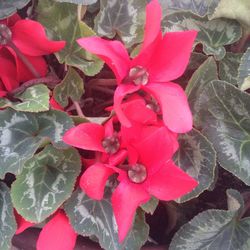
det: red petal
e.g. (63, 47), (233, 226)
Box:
(148, 30), (197, 82)
(12, 20), (65, 56)
(15, 211), (34, 235)
(146, 160), (198, 200)
(63, 123), (105, 152)
(50, 97), (64, 111)
(77, 37), (130, 83)
(0, 13), (21, 26)
(111, 181), (150, 242)
(146, 82), (193, 133)
(114, 84), (140, 127)
(80, 163), (115, 200)
(37, 211), (77, 250)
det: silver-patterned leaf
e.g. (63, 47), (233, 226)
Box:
(55, 0), (97, 4)
(64, 189), (149, 250)
(54, 67), (84, 108)
(11, 145), (81, 223)
(163, 12), (242, 60)
(197, 80), (250, 185)
(141, 197), (159, 215)
(0, 0), (30, 19)
(0, 84), (50, 112)
(0, 182), (17, 250)
(94, 0), (146, 47)
(0, 109), (73, 179)
(174, 129), (216, 203)
(37, 0), (103, 76)
(170, 189), (250, 250)
(219, 52), (242, 86)
(238, 48), (250, 91)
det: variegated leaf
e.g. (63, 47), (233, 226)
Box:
(170, 189), (250, 250)
(174, 129), (216, 203)
(11, 145), (81, 223)
(141, 197), (159, 215)
(54, 67), (84, 108)
(0, 182), (16, 250)
(163, 12), (242, 60)
(94, 0), (146, 47)
(0, 109), (73, 179)
(55, 0), (97, 4)
(197, 80), (250, 185)
(238, 48), (250, 91)
(37, 0), (103, 76)
(0, 84), (50, 112)
(64, 189), (149, 250)
(0, 0), (30, 19)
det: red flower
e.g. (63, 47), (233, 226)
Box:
(0, 14), (65, 96)
(77, 0), (197, 133)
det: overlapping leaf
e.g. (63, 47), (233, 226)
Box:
(163, 12), (242, 60)
(54, 68), (84, 108)
(141, 197), (159, 215)
(0, 182), (16, 250)
(174, 129), (216, 203)
(0, 109), (73, 179)
(37, 0), (103, 76)
(0, 0), (30, 19)
(0, 84), (50, 112)
(94, 0), (146, 47)
(11, 145), (81, 223)
(197, 80), (250, 185)
(64, 189), (149, 250)
(170, 189), (250, 250)
(238, 48), (250, 91)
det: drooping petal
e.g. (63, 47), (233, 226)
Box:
(15, 211), (34, 235)
(114, 84), (140, 127)
(146, 82), (193, 133)
(80, 163), (115, 200)
(145, 160), (198, 201)
(111, 181), (150, 242)
(77, 37), (130, 83)
(37, 211), (77, 250)
(147, 30), (197, 82)
(63, 123), (105, 152)
(11, 20), (65, 56)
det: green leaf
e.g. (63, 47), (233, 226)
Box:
(186, 57), (218, 126)
(141, 197), (159, 215)
(0, 84), (50, 112)
(11, 145), (81, 223)
(37, 0), (103, 76)
(163, 12), (242, 60)
(238, 48), (250, 91)
(197, 80), (250, 185)
(170, 189), (250, 250)
(174, 129), (216, 203)
(64, 189), (149, 250)
(55, 0), (97, 4)
(54, 68), (84, 108)
(0, 0), (30, 19)
(0, 182), (17, 250)
(219, 52), (242, 86)
(94, 0), (146, 47)
(0, 109), (73, 179)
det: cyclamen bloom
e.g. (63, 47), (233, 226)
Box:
(0, 14), (65, 96)
(77, 0), (197, 133)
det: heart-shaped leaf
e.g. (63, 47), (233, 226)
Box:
(0, 109), (73, 179)
(238, 48), (250, 91)
(11, 145), (81, 223)
(0, 182), (17, 250)
(64, 188), (149, 250)
(0, 0), (30, 19)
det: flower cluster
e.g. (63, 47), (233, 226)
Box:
(63, 0), (198, 243)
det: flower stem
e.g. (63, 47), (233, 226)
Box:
(73, 100), (85, 117)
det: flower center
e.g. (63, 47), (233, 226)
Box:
(102, 134), (120, 154)
(0, 24), (12, 45)
(123, 66), (149, 85)
(128, 163), (147, 183)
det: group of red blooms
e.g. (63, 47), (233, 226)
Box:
(1, 0), (199, 249)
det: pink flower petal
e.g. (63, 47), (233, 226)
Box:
(37, 211), (77, 250)
(77, 37), (130, 83)
(146, 82), (193, 133)
(50, 97), (64, 111)
(146, 160), (198, 200)
(12, 20), (65, 56)
(0, 13), (21, 26)
(111, 181), (150, 242)
(114, 84), (140, 127)
(148, 30), (197, 82)
(14, 211), (34, 235)
(80, 163), (115, 200)
(63, 123), (105, 152)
